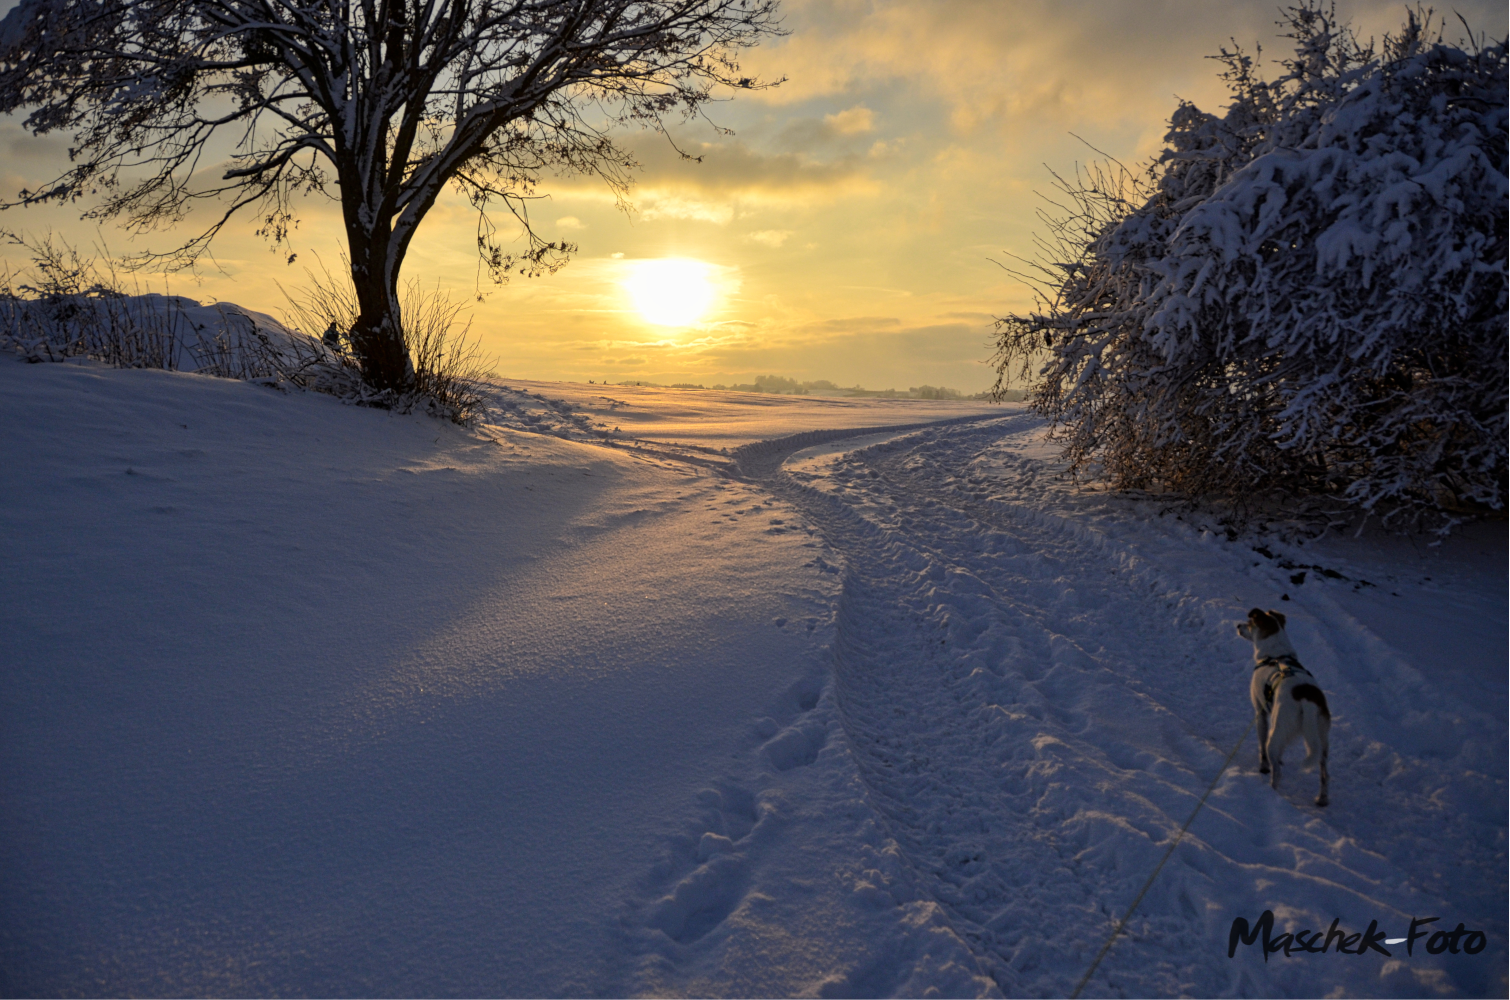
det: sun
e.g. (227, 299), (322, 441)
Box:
(624, 258), (717, 327)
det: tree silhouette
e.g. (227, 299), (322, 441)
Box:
(0, 0), (781, 391)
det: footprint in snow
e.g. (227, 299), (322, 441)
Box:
(696, 784), (758, 841)
(696, 832), (736, 862)
(647, 855), (746, 945)
(762, 722), (826, 771)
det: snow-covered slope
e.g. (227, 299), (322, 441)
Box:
(1, 355), (1503, 998)
(2, 292), (312, 371)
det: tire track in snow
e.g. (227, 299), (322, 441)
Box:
(738, 416), (1497, 998)
(752, 416), (1252, 997)
(939, 422), (1507, 998)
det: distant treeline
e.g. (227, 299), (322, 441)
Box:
(607, 373), (1013, 400)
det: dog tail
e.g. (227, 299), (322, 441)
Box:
(1293, 684), (1330, 765)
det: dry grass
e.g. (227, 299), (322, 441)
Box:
(0, 231), (191, 370)
(1, 233), (492, 426)
(279, 257), (493, 424)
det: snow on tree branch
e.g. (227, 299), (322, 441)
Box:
(994, 3), (1507, 529)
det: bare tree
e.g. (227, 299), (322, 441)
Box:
(0, 0), (781, 392)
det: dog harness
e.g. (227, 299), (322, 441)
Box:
(1255, 654), (1311, 712)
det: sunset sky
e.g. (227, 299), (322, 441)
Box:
(0, 0), (1501, 392)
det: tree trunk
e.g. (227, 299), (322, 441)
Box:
(346, 227), (414, 394)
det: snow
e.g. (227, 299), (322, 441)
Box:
(2, 354), (1504, 998)
(1, 292), (310, 372)
(480, 377), (1002, 450)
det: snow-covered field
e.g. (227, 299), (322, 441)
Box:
(2, 355), (1504, 998)
(477, 376), (1001, 451)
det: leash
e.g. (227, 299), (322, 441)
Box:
(1069, 713), (1259, 999)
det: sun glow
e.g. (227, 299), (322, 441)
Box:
(624, 258), (718, 327)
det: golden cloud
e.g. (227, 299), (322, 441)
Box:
(738, 0), (1309, 135)
(744, 229), (793, 247)
(551, 133), (880, 222)
(823, 105), (875, 135)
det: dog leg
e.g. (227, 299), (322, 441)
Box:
(1267, 705), (1304, 792)
(1267, 717), (1284, 790)
(1316, 743), (1329, 808)
(1256, 709), (1270, 773)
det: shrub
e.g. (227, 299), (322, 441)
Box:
(993, 5), (1507, 528)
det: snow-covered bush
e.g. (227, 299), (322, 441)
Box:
(993, 5), (1507, 527)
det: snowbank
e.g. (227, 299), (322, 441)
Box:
(2, 291), (312, 372)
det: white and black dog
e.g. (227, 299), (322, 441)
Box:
(1236, 608), (1331, 807)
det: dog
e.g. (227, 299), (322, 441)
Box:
(1236, 608), (1331, 807)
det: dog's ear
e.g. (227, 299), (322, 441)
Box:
(1246, 608), (1280, 638)
(1269, 610), (1287, 628)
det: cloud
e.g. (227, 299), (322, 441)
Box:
(554, 216), (586, 230)
(744, 229), (793, 247)
(0, 122), (70, 166)
(790, 316), (902, 334)
(823, 105), (875, 135)
(651, 314), (999, 389)
(637, 194), (734, 224)
(731, 0), (1501, 140)
(553, 133), (879, 221)
(639, 136), (873, 196)
(485, 303), (1005, 390)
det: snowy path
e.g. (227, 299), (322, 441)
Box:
(726, 417), (1506, 998)
(2, 358), (1503, 998)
